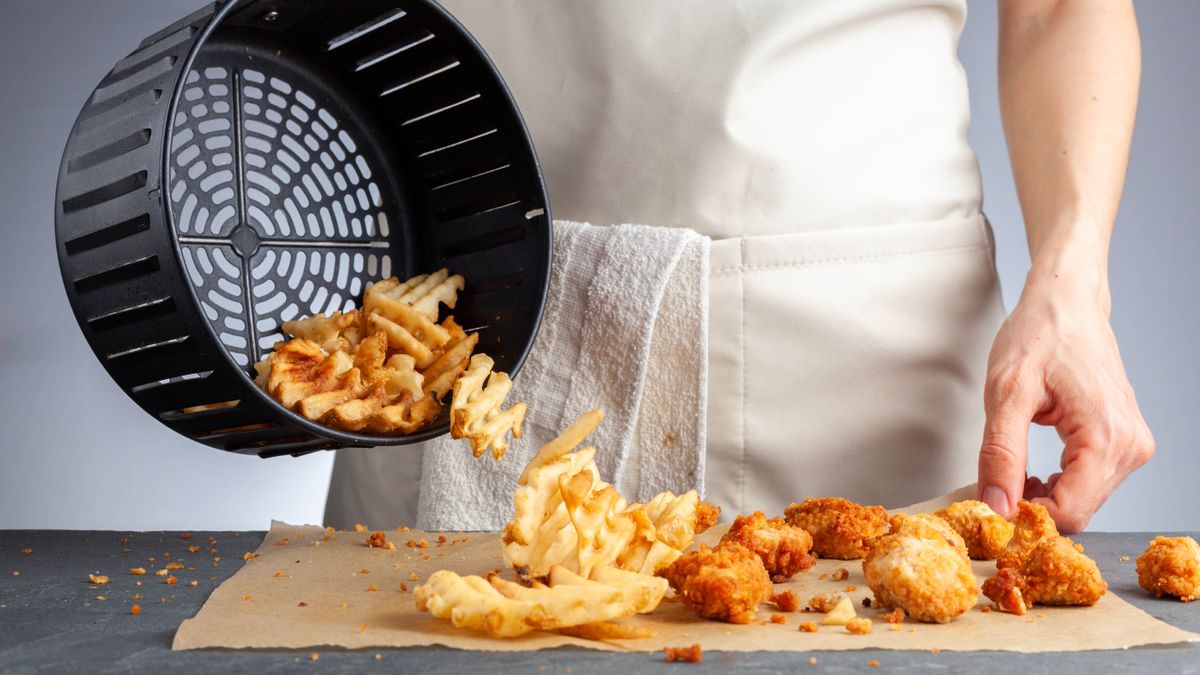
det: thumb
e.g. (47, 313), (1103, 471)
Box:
(977, 377), (1038, 518)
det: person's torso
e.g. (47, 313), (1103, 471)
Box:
(438, 0), (982, 238)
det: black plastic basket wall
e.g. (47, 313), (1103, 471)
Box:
(54, 0), (552, 457)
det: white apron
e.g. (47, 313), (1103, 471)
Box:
(324, 0), (1006, 526)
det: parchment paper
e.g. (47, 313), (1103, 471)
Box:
(174, 518), (1199, 653)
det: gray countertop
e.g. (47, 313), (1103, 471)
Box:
(1, 530), (1197, 674)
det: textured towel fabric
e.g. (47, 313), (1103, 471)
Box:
(415, 221), (710, 531)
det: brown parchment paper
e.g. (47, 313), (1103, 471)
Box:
(174, 518), (1199, 653)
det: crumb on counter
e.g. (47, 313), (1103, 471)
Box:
(769, 613), (787, 625)
(868, 660), (880, 668)
(354, 524), (368, 532)
(846, 617), (872, 634)
(772, 590), (800, 612)
(832, 567), (849, 581)
(243, 553), (258, 561)
(799, 621), (818, 633)
(662, 644), (702, 663)
(130, 604), (141, 615)
(367, 532), (388, 549)
(130, 568), (146, 576)
(88, 574), (110, 585)
(883, 607), (906, 624)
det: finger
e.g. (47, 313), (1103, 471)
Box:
(978, 375), (1040, 518)
(1032, 455), (1107, 534)
(1023, 475), (1051, 500)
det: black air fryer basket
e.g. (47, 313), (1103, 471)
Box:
(54, 0), (552, 457)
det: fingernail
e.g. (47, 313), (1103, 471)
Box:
(982, 485), (1010, 517)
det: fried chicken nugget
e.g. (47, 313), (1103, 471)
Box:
(982, 536), (1107, 615)
(784, 498), (889, 560)
(658, 543), (771, 624)
(1136, 536), (1200, 602)
(862, 532), (978, 624)
(888, 513), (969, 560)
(720, 512), (815, 582)
(997, 500), (1059, 569)
(935, 500), (1015, 560)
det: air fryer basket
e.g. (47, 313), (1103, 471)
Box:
(54, 0), (552, 457)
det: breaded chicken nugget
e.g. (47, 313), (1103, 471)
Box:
(935, 500), (1015, 560)
(720, 511), (816, 581)
(996, 500), (1059, 569)
(784, 498), (889, 560)
(658, 543), (771, 624)
(888, 513), (968, 560)
(862, 532), (978, 623)
(982, 535), (1107, 614)
(1137, 536), (1200, 602)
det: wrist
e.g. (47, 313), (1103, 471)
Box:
(1022, 217), (1113, 316)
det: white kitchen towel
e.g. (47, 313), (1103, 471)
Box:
(415, 220), (710, 531)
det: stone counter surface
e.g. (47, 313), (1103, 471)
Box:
(0, 530), (1197, 674)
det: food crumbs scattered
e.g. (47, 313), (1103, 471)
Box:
(409, 572), (420, 581)
(367, 584), (380, 592)
(275, 571), (286, 578)
(771, 590), (799, 612)
(188, 581), (198, 587)
(359, 569), (370, 575)
(310, 652), (319, 661)
(662, 644), (702, 663)
(130, 568), (146, 576)
(358, 623), (366, 633)
(799, 622), (818, 633)
(818, 573), (829, 581)
(275, 538), (289, 546)
(298, 602), (308, 607)
(844, 585), (857, 592)
(375, 654), (382, 661)
(883, 607), (906, 624)
(89, 574), (110, 585)
(868, 660), (880, 668)
(133, 593), (143, 600)
(808, 657), (818, 665)
(354, 523), (368, 532)
(367, 532), (388, 548)
(165, 562), (183, 570)
(846, 618), (872, 634)
(187, 545), (201, 553)
(1120, 555), (1130, 562)
(400, 583), (408, 592)
(931, 647), (941, 654)
(889, 624), (903, 632)
(130, 604), (141, 615)
(165, 575), (177, 585)
(11, 572), (18, 577)
(96, 595), (106, 601)
(155, 569), (168, 577)
(243, 552), (258, 561)
(832, 567), (849, 581)
(20, 547), (31, 555)
(243, 594), (251, 602)
(981, 606), (992, 613)
(180, 533), (192, 540)
(769, 613), (787, 625)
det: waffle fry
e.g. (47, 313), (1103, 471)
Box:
(450, 354), (527, 459)
(413, 564), (666, 638)
(502, 409), (716, 579)
(255, 269), (524, 447)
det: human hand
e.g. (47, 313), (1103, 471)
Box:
(976, 263), (1154, 533)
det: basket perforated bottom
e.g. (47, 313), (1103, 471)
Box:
(169, 39), (413, 369)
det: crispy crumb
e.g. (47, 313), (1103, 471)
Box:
(310, 652), (319, 661)
(89, 574), (110, 585)
(243, 594), (251, 602)
(180, 533), (192, 540)
(931, 647), (941, 654)
(400, 583), (408, 592)
(889, 624), (902, 632)
(155, 569), (168, 577)
(298, 602), (308, 607)
(868, 660), (879, 668)
(165, 562), (183, 570)
(358, 623), (366, 633)
(130, 568), (146, 576)
(20, 547), (31, 555)
(188, 581), (198, 587)
(883, 607), (906, 624)
(1120, 555), (1130, 562)
(437, 534), (447, 544)
(819, 573), (829, 580)
(799, 621), (818, 633)
(187, 545), (201, 553)
(96, 595), (106, 601)
(808, 593), (839, 613)
(130, 604), (141, 615)
(772, 590), (800, 612)
(832, 567), (850, 581)
(662, 644), (703, 663)
(375, 654), (381, 661)
(367, 584), (380, 592)
(275, 571), (286, 578)
(846, 618), (872, 634)
(844, 585), (857, 592)
(275, 538), (290, 546)
(165, 575), (177, 585)
(409, 572), (420, 581)
(133, 593), (142, 600)
(354, 524), (368, 532)
(242, 552), (258, 561)
(359, 568), (370, 575)
(769, 613), (787, 624)
(418, 539), (430, 549)
(981, 606), (992, 613)
(367, 532), (388, 549)
(809, 657), (818, 665)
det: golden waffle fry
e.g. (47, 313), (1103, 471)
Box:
(282, 311), (360, 352)
(413, 564), (666, 638)
(450, 354), (526, 460)
(560, 471), (636, 578)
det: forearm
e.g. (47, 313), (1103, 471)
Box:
(999, 0), (1140, 313)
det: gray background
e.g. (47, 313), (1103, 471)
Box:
(0, 1), (1194, 531)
